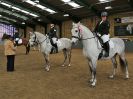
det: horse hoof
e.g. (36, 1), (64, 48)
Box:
(89, 84), (95, 88)
(89, 79), (93, 83)
(68, 64), (71, 67)
(125, 77), (129, 80)
(108, 75), (114, 79)
(45, 67), (50, 72)
(61, 64), (65, 67)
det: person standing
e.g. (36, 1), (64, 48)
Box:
(4, 35), (17, 72)
(94, 11), (110, 57)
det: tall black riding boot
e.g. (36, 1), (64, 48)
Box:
(54, 43), (58, 53)
(15, 41), (18, 46)
(104, 41), (109, 57)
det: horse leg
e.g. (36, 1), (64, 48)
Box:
(109, 55), (117, 79)
(62, 49), (67, 66)
(38, 44), (41, 52)
(88, 58), (97, 87)
(88, 60), (93, 83)
(119, 53), (129, 79)
(67, 49), (72, 67)
(26, 44), (30, 54)
(43, 53), (50, 71)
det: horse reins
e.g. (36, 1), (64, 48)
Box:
(32, 33), (47, 45)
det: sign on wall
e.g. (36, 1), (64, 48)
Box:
(114, 24), (133, 36)
(121, 16), (133, 23)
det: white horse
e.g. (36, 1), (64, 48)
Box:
(127, 24), (133, 34)
(71, 22), (129, 87)
(29, 32), (72, 71)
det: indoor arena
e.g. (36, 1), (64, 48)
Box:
(0, 0), (133, 99)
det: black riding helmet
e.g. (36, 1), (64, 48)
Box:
(101, 12), (108, 17)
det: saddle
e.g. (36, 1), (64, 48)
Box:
(96, 34), (114, 60)
(50, 37), (58, 54)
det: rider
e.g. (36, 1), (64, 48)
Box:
(47, 23), (58, 53)
(94, 11), (110, 57)
(14, 30), (20, 46)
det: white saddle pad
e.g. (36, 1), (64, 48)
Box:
(18, 39), (22, 44)
(98, 40), (114, 49)
(52, 38), (62, 47)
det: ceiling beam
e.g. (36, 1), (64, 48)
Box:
(5, 0), (61, 24)
(40, 0), (81, 22)
(128, 0), (133, 8)
(72, 0), (99, 16)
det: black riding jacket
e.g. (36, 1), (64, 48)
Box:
(94, 20), (110, 36)
(48, 27), (57, 38)
(14, 33), (19, 39)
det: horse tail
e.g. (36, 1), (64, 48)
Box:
(119, 54), (128, 73)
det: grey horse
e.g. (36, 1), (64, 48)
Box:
(29, 32), (72, 71)
(71, 22), (129, 87)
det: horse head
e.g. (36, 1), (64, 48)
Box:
(29, 32), (38, 47)
(71, 22), (83, 44)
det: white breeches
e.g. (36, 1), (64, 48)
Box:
(52, 38), (57, 44)
(101, 34), (110, 43)
(15, 38), (19, 41)
(52, 38), (62, 47)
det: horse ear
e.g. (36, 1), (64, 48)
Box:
(72, 22), (75, 26)
(29, 32), (32, 35)
(77, 21), (81, 25)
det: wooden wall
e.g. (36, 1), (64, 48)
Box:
(18, 11), (133, 40)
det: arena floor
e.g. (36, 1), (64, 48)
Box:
(0, 45), (133, 99)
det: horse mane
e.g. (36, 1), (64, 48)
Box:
(79, 23), (93, 36)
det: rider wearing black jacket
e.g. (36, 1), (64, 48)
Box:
(94, 12), (110, 57)
(48, 24), (58, 53)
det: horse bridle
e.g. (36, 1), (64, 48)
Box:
(31, 33), (47, 45)
(71, 26), (95, 41)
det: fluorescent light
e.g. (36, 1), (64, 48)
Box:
(105, 6), (112, 9)
(24, 0), (56, 13)
(0, 15), (2, 17)
(36, 4), (46, 9)
(38, 19), (41, 21)
(68, 2), (81, 8)
(2, 16), (17, 22)
(12, 6), (21, 11)
(21, 10), (30, 14)
(1, 1), (39, 17)
(0, 8), (29, 20)
(25, 0), (36, 5)
(29, 13), (39, 17)
(22, 22), (25, 24)
(99, 0), (110, 3)
(45, 8), (56, 13)
(61, 0), (71, 3)
(63, 14), (69, 17)
(1, 2), (11, 7)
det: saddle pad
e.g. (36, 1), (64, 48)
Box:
(57, 40), (62, 47)
(52, 38), (62, 47)
(18, 39), (22, 44)
(98, 40), (114, 49)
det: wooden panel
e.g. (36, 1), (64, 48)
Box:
(35, 25), (45, 34)
(62, 21), (72, 38)
(26, 27), (33, 39)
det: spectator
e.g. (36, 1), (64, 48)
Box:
(4, 35), (17, 72)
